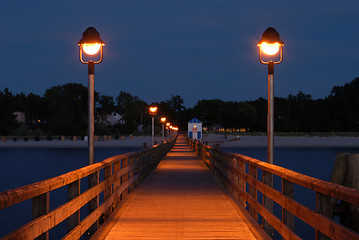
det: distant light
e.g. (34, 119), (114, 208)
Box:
(166, 122), (170, 127)
(161, 117), (166, 123)
(259, 42), (281, 56)
(82, 43), (102, 55)
(149, 106), (158, 115)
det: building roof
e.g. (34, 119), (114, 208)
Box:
(188, 118), (202, 123)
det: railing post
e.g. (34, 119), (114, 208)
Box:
(248, 165), (258, 221)
(113, 160), (121, 208)
(237, 158), (246, 206)
(87, 171), (99, 236)
(121, 158), (129, 199)
(104, 164), (113, 220)
(68, 180), (80, 232)
(32, 192), (49, 240)
(263, 170), (274, 237)
(282, 179), (295, 233)
(316, 192), (332, 240)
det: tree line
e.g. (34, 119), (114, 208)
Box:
(1, 78), (359, 136)
(0, 83), (188, 136)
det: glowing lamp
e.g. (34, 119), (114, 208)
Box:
(166, 122), (170, 127)
(257, 27), (284, 64)
(149, 106), (158, 116)
(78, 27), (105, 64)
(169, 126), (173, 129)
(161, 117), (166, 123)
(82, 43), (102, 55)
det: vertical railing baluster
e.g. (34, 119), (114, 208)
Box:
(121, 158), (129, 199)
(68, 180), (80, 232)
(315, 192), (332, 240)
(87, 170), (99, 236)
(248, 165), (258, 221)
(237, 158), (246, 206)
(113, 160), (121, 208)
(263, 169), (274, 237)
(282, 179), (295, 236)
(104, 164), (113, 220)
(32, 192), (49, 240)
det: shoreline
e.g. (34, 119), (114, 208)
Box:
(0, 136), (162, 149)
(1, 134), (359, 148)
(202, 134), (359, 148)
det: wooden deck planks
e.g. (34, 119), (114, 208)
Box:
(104, 137), (257, 240)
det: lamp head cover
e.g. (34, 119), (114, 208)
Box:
(258, 27), (284, 45)
(78, 27), (105, 45)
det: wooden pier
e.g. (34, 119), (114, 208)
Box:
(95, 137), (265, 239)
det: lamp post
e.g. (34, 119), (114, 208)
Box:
(257, 27), (284, 237)
(166, 122), (170, 141)
(169, 125), (173, 140)
(78, 26), (105, 237)
(149, 105), (158, 146)
(161, 117), (166, 140)
(257, 27), (284, 165)
(78, 27), (105, 165)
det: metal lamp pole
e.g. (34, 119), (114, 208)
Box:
(88, 62), (95, 165)
(152, 116), (155, 145)
(268, 62), (274, 164)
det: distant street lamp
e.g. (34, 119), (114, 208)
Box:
(257, 27), (284, 165)
(166, 122), (170, 141)
(78, 27), (105, 165)
(161, 117), (166, 140)
(169, 125), (173, 140)
(149, 105), (158, 146)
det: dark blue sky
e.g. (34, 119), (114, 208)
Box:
(0, 0), (358, 107)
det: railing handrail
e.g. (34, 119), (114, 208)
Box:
(219, 149), (359, 206)
(189, 139), (359, 240)
(0, 152), (133, 210)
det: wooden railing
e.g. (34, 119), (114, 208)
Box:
(0, 139), (176, 240)
(189, 140), (359, 240)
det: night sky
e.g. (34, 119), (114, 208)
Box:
(0, 0), (358, 107)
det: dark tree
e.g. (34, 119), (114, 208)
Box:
(0, 88), (18, 135)
(43, 83), (88, 135)
(116, 91), (147, 134)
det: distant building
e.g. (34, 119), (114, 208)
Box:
(13, 111), (25, 123)
(106, 112), (125, 125)
(188, 118), (202, 141)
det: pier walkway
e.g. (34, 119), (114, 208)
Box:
(100, 136), (258, 239)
